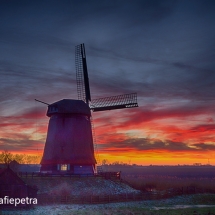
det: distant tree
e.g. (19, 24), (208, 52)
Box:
(25, 155), (42, 164)
(13, 154), (26, 164)
(112, 161), (120, 165)
(0, 151), (42, 164)
(0, 150), (13, 165)
(110, 161), (129, 166)
(102, 159), (109, 165)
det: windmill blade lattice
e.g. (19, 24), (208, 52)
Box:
(90, 93), (138, 112)
(75, 44), (91, 104)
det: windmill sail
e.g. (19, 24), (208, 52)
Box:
(90, 93), (138, 112)
(75, 44), (91, 104)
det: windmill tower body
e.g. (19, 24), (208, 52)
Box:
(40, 44), (138, 175)
(40, 99), (96, 174)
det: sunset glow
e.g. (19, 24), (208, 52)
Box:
(1, 104), (215, 165)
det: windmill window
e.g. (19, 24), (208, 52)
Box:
(60, 164), (67, 171)
(53, 106), (58, 111)
(49, 106), (58, 112)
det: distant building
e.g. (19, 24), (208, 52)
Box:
(9, 160), (19, 172)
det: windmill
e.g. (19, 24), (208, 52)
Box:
(39, 44), (138, 174)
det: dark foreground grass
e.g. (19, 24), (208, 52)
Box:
(1, 194), (215, 214)
(190, 194), (215, 204)
(123, 175), (215, 192)
(76, 207), (215, 215)
(1, 200), (215, 214)
(123, 207), (215, 215)
(3, 206), (214, 215)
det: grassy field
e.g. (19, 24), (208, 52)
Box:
(1, 194), (215, 214)
(68, 206), (215, 215)
(12, 166), (215, 214)
(1, 204), (215, 214)
(123, 175), (215, 192)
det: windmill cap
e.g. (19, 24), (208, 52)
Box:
(46, 99), (91, 117)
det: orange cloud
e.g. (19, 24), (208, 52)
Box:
(1, 103), (215, 165)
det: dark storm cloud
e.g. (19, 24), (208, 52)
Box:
(1, 0), (215, 103)
(0, 137), (42, 151)
(193, 143), (215, 150)
(100, 137), (215, 152)
(190, 124), (215, 133)
(94, 103), (215, 130)
(0, 0), (215, 155)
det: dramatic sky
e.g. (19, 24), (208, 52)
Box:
(0, 0), (215, 165)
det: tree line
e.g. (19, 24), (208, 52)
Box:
(0, 150), (42, 164)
